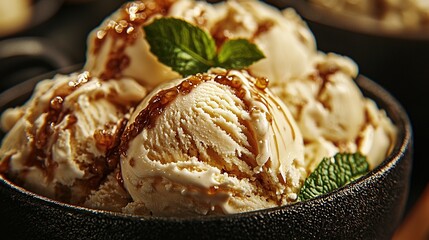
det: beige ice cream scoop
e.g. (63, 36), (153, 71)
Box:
(271, 53), (396, 171)
(84, 0), (182, 89)
(119, 69), (306, 216)
(0, 72), (146, 204)
(85, 0), (315, 89)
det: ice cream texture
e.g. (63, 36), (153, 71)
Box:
(0, 0), (397, 216)
(119, 69), (305, 215)
(270, 52), (396, 170)
(0, 72), (146, 203)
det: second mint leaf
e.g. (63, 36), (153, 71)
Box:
(298, 152), (369, 201)
(217, 39), (265, 69)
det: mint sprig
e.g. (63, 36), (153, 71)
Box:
(298, 152), (369, 201)
(143, 18), (265, 76)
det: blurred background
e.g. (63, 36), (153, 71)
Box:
(0, 0), (427, 221)
(0, 0), (127, 90)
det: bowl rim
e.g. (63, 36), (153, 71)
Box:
(273, 0), (429, 41)
(0, 68), (412, 222)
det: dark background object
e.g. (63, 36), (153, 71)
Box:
(269, 0), (428, 213)
(0, 37), (73, 90)
(0, 73), (412, 240)
(0, 0), (126, 92)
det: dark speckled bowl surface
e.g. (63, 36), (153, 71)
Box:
(0, 70), (412, 240)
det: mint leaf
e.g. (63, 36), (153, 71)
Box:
(298, 152), (369, 201)
(143, 18), (265, 76)
(217, 39), (265, 69)
(143, 18), (216, 76)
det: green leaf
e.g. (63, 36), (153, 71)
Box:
(298, 152), (369, 201)
(143, 18), (265, 76)
(143, 18), (216, 76)
(217, 39), (265, 69)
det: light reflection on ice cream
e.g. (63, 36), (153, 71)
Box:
(119, 69), (305, 215)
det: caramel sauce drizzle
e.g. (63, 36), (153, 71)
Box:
(374, 0), (389, 19)
(92, 118), (129, 191)
(26, 72), (91, 184)
(0, 155), (11, 175)
(312, 63), (340, 103)
(1, 71), (133, 202)
(93, 0), (175, 80)
(211, 14), (275, 48)
(120, 71), (269, 156)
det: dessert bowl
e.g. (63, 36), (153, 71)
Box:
(0, 69), (412, 240)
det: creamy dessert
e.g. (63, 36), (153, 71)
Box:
(0, 0), (397, 216)
(0, 72), (146, 203)
(118, 69), (305, 216)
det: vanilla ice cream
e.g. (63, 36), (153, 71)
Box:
(213, 1), (316, 83)
(271, 53), (397, 171)
(85, 0), (315, 89)
(0, 72), (146, 203)
(83, 167), (132, 212)
(119, 69), (305, 216)
(84, 0), (181, 89)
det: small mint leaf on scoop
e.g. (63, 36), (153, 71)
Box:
(144, 18), (265, 76)
(298, 152), (369, 201)
(217, 39), (265, 70)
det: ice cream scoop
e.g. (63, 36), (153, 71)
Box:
(270, 53), (396, 170)
(0, 72), (146, 204)
(84, 0), (181, 89)
(119, 69), (305, 216)
(272, 53), (364, 143)
(85, 0), (315, 89)
(213, 0), (316, 83)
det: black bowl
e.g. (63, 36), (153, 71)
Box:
(0, 72), (412, 240)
